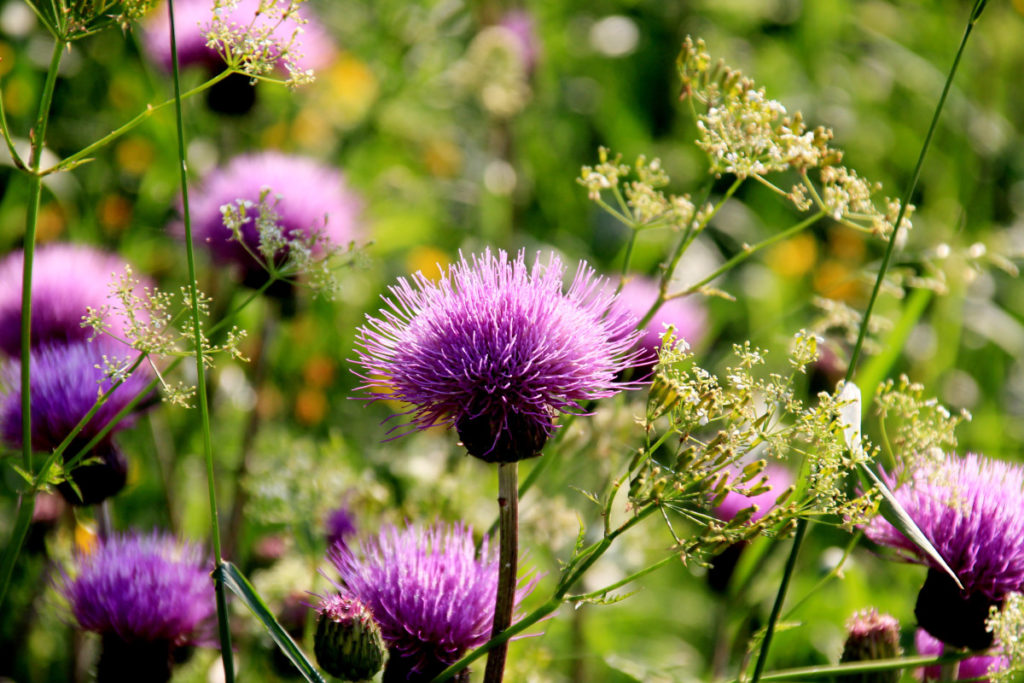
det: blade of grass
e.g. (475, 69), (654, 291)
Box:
(216, 562), (326, 683)
(750, 2), (988, 680)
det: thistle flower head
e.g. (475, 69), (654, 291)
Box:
(57, 531), (215, 646)
(0, 340), (152, 504)
(313, 592), (386, 681)
(714, 462), (793, 524)
(325, 504), (357, 551)
(326, 522), (536, 679)
(142, 0), (334, 78)
(1, 340), (152, 454)
(354, 249), (645, 462)
(916, 628), (1008, 682)
(181, 151), (360, 284)
(0, 244), (143, 358)
(864, 453), (1024, 649)
(611, 276), (706, 364)
(864, 453), (1024, 602)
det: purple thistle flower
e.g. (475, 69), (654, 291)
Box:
(56, 531), (215, 682)
(864, 453), (1024, 649)
(0, 243), (141, 358)
(916, 628), (1008, 682)
(325, 503), (357, 551)
(326, 522), (536, 680)
(498, 10), (541, 73)
(0, 340), (153, 505)
(141, 0), (335, 74)
(611, 277), (707, 366)
(714, 462), (793, 524)
(180, 151), (361, 281)
(354, 249), (645, 462)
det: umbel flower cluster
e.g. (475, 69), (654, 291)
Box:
(0, 245), (154, 505)
(354, 249), (645, 462)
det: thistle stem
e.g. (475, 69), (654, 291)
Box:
(483, 462), (519, 683)
(751, 3), (988, 681)
(167, 0), (234, 679)
(0, 39), (64, 614)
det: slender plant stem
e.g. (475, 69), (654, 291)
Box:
(0, 40), (64, 614)
(732, 653), (967, 682)
(749, 5), (986, 681)
(669, 211), (825, 299)
(20, 40), (63, 473)
(750, 517), (806, 682)
(42, 70), (233, 176)
(0, 494), (33, 610)
(435, 504), (658, 682)
(483, 462), (519, 683)
(940, 644), (960, 682)
(167, 1), (234, 679)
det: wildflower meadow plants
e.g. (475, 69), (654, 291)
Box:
(3, 0), (1024, 682)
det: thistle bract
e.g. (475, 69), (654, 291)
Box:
(327, 522), (535, 680)
(354, 249), (645, 462)
(839, 608), (902, 683)
(314, 593), (386, 681)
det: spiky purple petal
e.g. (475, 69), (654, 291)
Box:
(327, 522), (535, 677)
(353, 249), (645, 459)
(57, 532), (215, 647)
(864, 453), (1024, 600)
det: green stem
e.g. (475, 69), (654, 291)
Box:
(483, 462), (519, 683)
(0, 494), (34, 610)
(435, 504), (658, 682)
(41, 69), (233, 176)
(734, 653), (967, 682)
(749, 514), (806, 683)
(567, 552), (677, 603)
(751, 4), (987, 679)
(846, 0), (987, 379)
(0, 40), (64, 614)
(669, 211), (825, 299)
(167, 1), (234, 679)
(637, 177), (743, 331)
(20, 40), (63, 473)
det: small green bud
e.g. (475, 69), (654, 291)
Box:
(314, 593), (386, 681)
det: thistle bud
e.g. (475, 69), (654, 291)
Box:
(839, 608), (902, 683)
(314, 593), (386, 681)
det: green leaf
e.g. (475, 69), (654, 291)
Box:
(836, 383), (963, 590)
(215, 562), (327, 683)
(860, 463), (963, 590)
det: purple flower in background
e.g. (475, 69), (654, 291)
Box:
(864, 453), (1024, 650)
(916, 628), (1008, 682)
(611, 276), (707, 365)
(141, 0), (335, 73)
(325, 504), (357, 551)
(498, 10), (541, 73)
(0, 244), (140, 358)
(181, 151), (360, 281)
(0, 340), (153, 505)
(56, 531), (215, 683)
(714, 462), (793, 524)
(354, 249), (645, 462)
(327, 522), (536, 680)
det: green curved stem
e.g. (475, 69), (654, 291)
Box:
(42, 69), (233, 176)
(167, 0), (234, 678)
(751, 3), (988, 681)
(669, 211), (825, 300)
